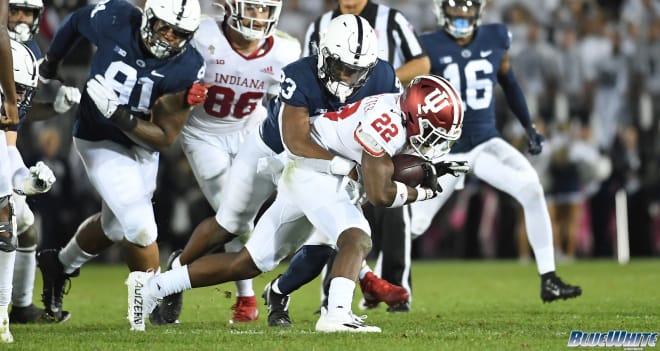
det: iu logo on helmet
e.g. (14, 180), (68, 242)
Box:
(418, 89), (450, 114)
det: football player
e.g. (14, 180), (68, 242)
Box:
(0, 39), (53, 343)
(410, 0), (582, 302)
(5, 0), (80, 324)
(129, 74), (463, 333)
(33, 0), (206, 331)
(149, 14), (401, 327)
(172, 0), (300, 324)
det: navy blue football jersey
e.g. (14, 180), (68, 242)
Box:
(260, 55), (400, 153)
(47, 0), (205, 146)
(8, 40), (42, 132)
(421, 24), (510, 153)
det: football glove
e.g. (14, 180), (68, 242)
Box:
(434, 160), (470, 177)
(38, 54), (59, 84)
(186, 82), (208, 107)
(53, 85), (82, 114)
(421, 162), (442, 193)
(86, 74), (119, 118)
(526, 125), (544, 155)
(21, 161), (56, 195)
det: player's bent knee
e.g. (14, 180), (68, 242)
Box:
(336, 229), (372, 255)
(124, 225), (158, 247)
(234, 249), (261, 278)
(516, 180), (545, 206)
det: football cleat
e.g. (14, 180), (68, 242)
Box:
(8, 304), (69, 324)
(150, 249), (183, 325)
(386, 301), (411, 313)
(541, 275), (582, 303)
(315, 307), (381, 333)
(359, 272), (409, 309)
(262, 280), (291, 327)
(37, 249), (77, 322)
(230, 296), (258, 323)
(0, 311), (13, 343)
(126, 270), (158, 331)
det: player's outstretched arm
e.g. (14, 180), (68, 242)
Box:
(281, 103), (335, 160)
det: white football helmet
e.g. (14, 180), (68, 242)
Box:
(140, 0), (201, 59)
(0, 40), (38, 113)
(224, 0), (282, 40)
(434, 0), (486, 39)
(8, 0), (44, 42)
(317, 14), (378, 103)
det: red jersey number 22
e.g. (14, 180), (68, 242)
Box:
(370, 113), (399, 142)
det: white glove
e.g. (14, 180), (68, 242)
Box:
(53, 85), (82, 114)
(86, 74), (119, 118)
(340, 176), (365, 205)
(21, 161), (56, 195)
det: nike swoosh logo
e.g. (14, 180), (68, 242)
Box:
(550, 288), (560, 296)
(151, 70), (164, 77)
(480, 50), (492, 57)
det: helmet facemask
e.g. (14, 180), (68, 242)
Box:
(8, 1), (43, 42)
(225, 0), (282, 41)
(408, 118), (458, 160)
(435, 0), (483, 39)
(140, 0), (200, 59)
(318, 47), (376, 103)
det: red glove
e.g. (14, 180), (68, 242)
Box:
(186, 83), (208, 107)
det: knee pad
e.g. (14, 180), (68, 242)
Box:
(124, 222), (158, 247)
(517, 179), (545, 206)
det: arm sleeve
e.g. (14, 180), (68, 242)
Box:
(498, 67), (533, 129)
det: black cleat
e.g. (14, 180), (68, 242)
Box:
(150, 249), (183, 325)
(386, 301), (411, 313)
(9, 304), (70, 324)
(37, 249), (78, 322)
(262, 279), (292, 327)
(541, 275), (582, 302)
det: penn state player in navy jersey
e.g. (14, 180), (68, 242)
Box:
(411, 0), (581, 302)
(33, 0), (206, 330)
(151, 15), (400, 327)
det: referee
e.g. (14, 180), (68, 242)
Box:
(306, 0), (430, 312)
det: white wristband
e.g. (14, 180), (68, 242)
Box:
(388, 181), (408, 208)
(292, 155), (355, 176)
(329, 156), (356, 175)
(415, 186), (434, 202)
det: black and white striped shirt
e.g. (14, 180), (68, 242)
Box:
(302, 1), (427, 70)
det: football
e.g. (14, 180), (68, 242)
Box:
(391, 154), (428, 187)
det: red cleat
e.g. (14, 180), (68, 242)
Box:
(230, 296), (259, 323)
(359, 272), (409, 308)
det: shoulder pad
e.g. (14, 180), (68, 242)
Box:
(355, 123), (386, 157)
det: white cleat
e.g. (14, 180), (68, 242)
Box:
(0, 313), (13, 343)
(126, 271), (158, 331)
(315, 307), (381, 333)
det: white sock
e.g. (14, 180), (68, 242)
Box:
(171, 256), (182, 269)
(327, 277), (355, 318)
(12, 248), (36, 307)
(235, 279), (254, 297)
(358, 262), (372, 280)
(0, 251), (16, 306)
(59, 239), (97, 275)
(150, 265), (191, 299)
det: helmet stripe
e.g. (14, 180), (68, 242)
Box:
(353, 15), (363, 60)
(426, 75), (462, 136)
(176, 0), (187, 21)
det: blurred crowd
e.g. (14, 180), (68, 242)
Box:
(18, 0), (660, 263)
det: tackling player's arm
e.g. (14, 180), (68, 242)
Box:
(281, 103), (334, 160)
(395, 56), (430, 86)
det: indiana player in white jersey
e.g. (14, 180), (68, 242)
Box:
(126, 74), (465, 333)
(178, 0), (300, 323)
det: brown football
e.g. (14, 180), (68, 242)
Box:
(391, 154), (428, 187)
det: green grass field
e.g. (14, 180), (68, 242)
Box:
(7, 259), (660, 350)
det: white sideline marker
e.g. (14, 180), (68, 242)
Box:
(615, 189), (630, 265)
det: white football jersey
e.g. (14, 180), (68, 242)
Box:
(188, 18), (301, 134)
(311, 93), (408, 164)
